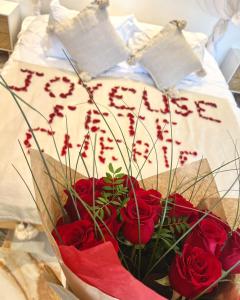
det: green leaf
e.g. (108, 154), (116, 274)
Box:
(160, 232), (173, 239)
(155, 276), (170, 287)
(98, 197), (108, 204)
(161, 238), (173, 249)
(115, 173), (125, 178)
(106, 172), (112, 178)
(114, 179), (124, 185)
(115, 167), (122, 174)
(98, 208), (104, 219)
(118, 239), (133, 246)
(175, 224), (181, 234)
(103, 192), (112, 198)
(109, 163), (114, 173)
(169, 225), (175, 234)
(111, 201), (121, 206)
(104, 178), (113, 184)
(103, 186), (114, 191)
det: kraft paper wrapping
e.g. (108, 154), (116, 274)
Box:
(0, 249), (60, 300)
(30, 150), (238, 300)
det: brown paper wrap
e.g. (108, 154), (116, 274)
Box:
(30, 150), (239, 300)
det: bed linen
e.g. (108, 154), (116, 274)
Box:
(1, 15), (240, 225)
(1, 60), (240, 225)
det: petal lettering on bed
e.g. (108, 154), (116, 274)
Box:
(48, 105), (64, 124)
(142, 90), (170, 114)
(44, 76), (75, 99)
(23, 127), (55, 153)
(84, 109), (109, 134)
(61, 134), (73, 156)
(133, 140), (152, 164)
(171, 97), (193, 117)
(195, 100), (221, 123)
(84, 82), (103, 104)
(179, 150), (198, 166)
(9, 68), (44, 92)
(99, 136), (114, 164)
(12, 68), (227, 170)
(109, 86), (136, 110)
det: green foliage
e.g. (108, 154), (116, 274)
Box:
(90, 164), (130, 221)
(152, 215), (190, 254)
(165, 216), (190, 235)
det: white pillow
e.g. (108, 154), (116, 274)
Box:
(131, 21), (204, 90)
(128, 19), (208, 63)
(43, 16), (139, 60)
(50, 2), (129, 78)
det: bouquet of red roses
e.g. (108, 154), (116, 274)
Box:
(30, 150), (240, 300)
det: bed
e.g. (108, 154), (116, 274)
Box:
(0, 10), (240, 227)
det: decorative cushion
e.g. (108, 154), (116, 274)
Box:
(49, 1), (129, 78)
(127, 19), (208, 65)
(131, 20), (204, 90)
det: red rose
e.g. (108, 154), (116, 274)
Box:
(122, 175), (140, 191)
(121, 199), (155, 244)
(169, 243), (222, 299)
(185, 216), (228, 257)
(53, 219), (119, 252)
(220, 230), (240, 274)
(131, 188), (162, 223)
(168, 193), (199, 224)
(53, 220), (98, 250)
(65, 178), (103, 221)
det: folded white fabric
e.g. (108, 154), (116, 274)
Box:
(49, 1), (129, 78)
(130, 21), (204, 90)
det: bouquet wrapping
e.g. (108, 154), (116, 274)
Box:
(30, 149), (239, 299)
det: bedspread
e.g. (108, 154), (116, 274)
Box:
(0, 62), (240, 224)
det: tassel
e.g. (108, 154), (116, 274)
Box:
(127, 55), (137, 66)
(80, 72), (92, 82)
(15, 223), (39, 241)
(95, 0), (109, 9)
(197, 68), (207, 77)
(163, 88), (180, 98)
(170, 20), (187, 30)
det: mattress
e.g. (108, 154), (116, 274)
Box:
(1, 15), (240, 225)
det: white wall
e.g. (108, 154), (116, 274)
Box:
(8, 0), (240, 64)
